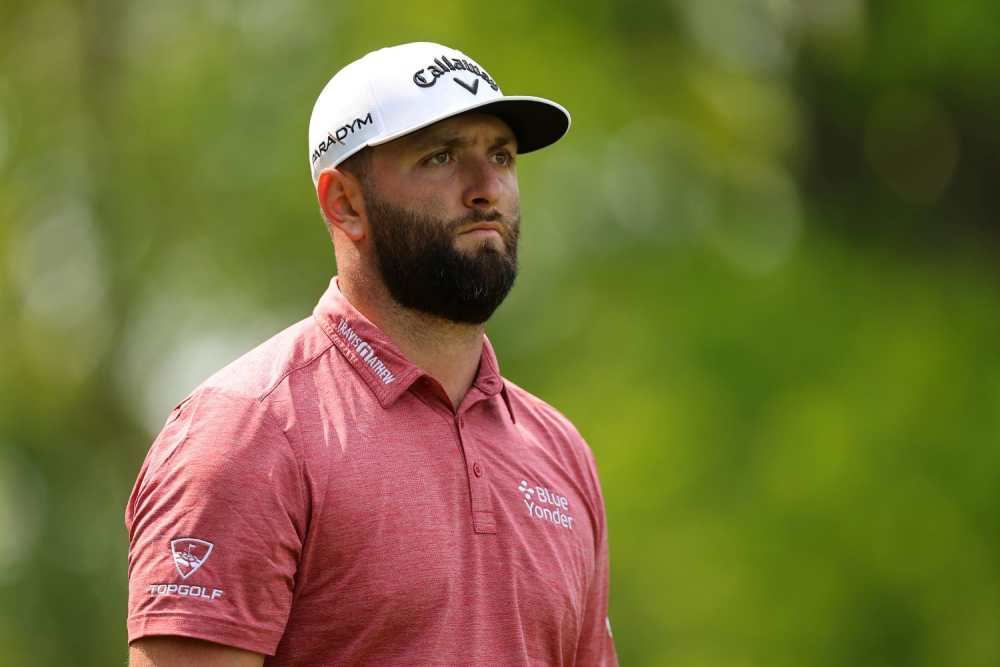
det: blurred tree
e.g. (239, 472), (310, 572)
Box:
(1, 0), (998, 665)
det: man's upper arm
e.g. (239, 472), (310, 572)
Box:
(574, 441), (619, 665)
(129, 636), (264, 667)
(125, 388), (306, 656)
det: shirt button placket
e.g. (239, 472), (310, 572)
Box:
(456, 413), (495, 534)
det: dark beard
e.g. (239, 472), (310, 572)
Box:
(364, 189), (520, 325)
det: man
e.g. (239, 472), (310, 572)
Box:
(126, 42), (617, 666)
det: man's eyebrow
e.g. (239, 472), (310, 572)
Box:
(409, 134), (518, 153)
(494, 135), (517, 150)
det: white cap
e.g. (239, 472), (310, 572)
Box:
(308, 42), (571, 184)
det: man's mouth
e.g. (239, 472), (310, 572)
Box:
(458, 222), (503, 239)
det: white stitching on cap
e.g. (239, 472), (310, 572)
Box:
(362, 50), (389, 152)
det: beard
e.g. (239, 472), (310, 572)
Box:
(364, 188), (520, 325)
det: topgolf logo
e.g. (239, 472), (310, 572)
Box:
(171, 538), (213, 579)
(518, 479), (574, 530)
(148, 537), (224, 601)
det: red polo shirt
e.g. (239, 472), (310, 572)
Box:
(126, 277), (617, 666)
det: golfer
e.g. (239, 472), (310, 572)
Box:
(126, 42), (618, 666)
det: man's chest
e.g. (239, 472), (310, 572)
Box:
(289, 398), (596, 649)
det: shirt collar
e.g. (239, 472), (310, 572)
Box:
(474, 331), (517, 424)
(313, 277), (423, 407)
(313, 277), (516, 423)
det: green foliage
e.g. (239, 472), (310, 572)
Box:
(1, 0), (998, 664)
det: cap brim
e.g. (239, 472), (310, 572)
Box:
(369, 95), (571, 155)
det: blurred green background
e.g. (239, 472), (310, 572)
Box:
(2, 0), (999, 665)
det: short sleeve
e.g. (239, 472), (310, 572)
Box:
(574, 447), (619, 666)
(125, 387), (307, 656)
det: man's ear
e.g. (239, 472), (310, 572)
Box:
(317, 167), (366, 241)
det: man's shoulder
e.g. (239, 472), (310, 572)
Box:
(190, 314), (336, 405)
(501, 378), (605, 501)
(502, 377), (588, 447)
(135, 315), (337, 500)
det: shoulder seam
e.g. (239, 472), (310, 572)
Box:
(505, 380), (580, 433)
(258, 336), (336, 403)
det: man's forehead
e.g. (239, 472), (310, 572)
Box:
(389, 114), (517, 153)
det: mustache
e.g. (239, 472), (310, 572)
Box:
(464, 209), (503, 222)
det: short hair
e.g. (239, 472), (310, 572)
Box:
(338, 147), (373, 188)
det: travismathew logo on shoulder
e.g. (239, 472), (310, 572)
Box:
(336, 318), (396, 385)
(412, 54), (499, 94)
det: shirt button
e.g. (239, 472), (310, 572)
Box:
(473, 463), (483, 477)
(459, 417), (465, 428)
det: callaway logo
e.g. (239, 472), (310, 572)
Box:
(412, 54), (499, 94)
(519, 479), (574, 530)
(336, 318), (396, 385)
(311, 112), (374, 164)
(171, 538), (213, 579)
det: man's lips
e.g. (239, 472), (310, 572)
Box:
(458, 222), (503, 238)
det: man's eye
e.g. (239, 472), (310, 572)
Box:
(493, 151), (514, 166)
(428, 151), (450, 165)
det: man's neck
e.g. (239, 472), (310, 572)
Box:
(339, 277), (485, 410)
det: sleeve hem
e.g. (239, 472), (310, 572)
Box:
(128, 611), (285, 656)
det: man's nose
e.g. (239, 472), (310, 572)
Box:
(462, 158), (504, 210)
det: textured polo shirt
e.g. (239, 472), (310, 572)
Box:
(126, 277), (617, 666)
